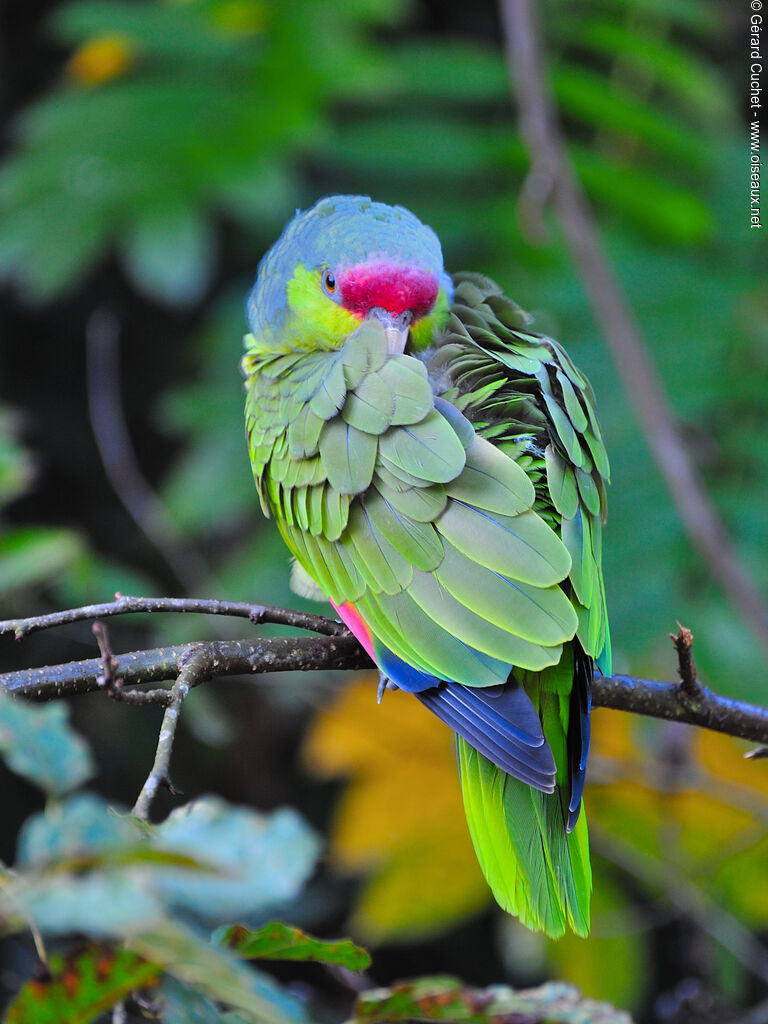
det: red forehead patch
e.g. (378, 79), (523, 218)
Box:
(337, 262), (439, 318)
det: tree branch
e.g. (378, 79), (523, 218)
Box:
(131, 647), (210, 820)
(0, 636), (373, 701)
(498, 0), (768, 656)
(2, 622), (768, 745)
(592, 674), (768, 745)
(0, 594), (348, 640)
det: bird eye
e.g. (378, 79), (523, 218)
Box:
(322, 269), (337, 296)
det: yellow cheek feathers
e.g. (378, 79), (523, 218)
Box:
(285, 264), (361, 350)
(409, 286), (451, 350)
(283, 264), (450, 352)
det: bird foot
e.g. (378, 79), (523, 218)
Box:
(377, 673), (398, 703)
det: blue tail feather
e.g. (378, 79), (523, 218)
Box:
(417, 682), (556, 792)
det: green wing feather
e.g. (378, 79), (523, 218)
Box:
(424, 273), (609, 937)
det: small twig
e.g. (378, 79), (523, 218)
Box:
(592, 823), (768, 986)
(93, 621), (124, 698)
(86, 309), (211, 592)
(112, 687), (176, 706)
(670, 622), (701, 697)
(745, 746), (768, 761)
(0, 594), (347, 640)
(499, 0), (768, 657)
(131, 647), (211, 821)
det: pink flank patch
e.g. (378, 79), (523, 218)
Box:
(337, 262), (438, 319)
(331, 600), (376, 661)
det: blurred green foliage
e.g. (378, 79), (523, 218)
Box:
(0, 703), (625, 1022)
(0, 0), (765, 1020)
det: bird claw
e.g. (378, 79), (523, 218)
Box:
(377, 673), (397, 703)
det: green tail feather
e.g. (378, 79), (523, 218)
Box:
(458, 738), (591, 937)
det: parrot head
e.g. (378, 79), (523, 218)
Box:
(246, 195), (454, 353)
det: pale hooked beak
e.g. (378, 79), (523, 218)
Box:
(367, 307), (413, 356)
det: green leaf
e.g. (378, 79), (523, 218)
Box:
(5, 943), (160, 1024)
(565, 17), (731, 123)
(120, 208), (215, 307)
(571, 144), (712, 244)
(0, 693), (94, 795)
(17, 794), (134, 866)
(391, 41), (508, 101)
(214, 921), (371, 971)
(131, 921), (306, 1024)
(6, 871), (162, 938)
(316, 116), (509, 178)
(159, 976), (232, 1024)
(553, 65), (712, 169)
(0, 409), (34, 508)
(0, 527), (84, 596)
(153, 797), (321, 919)
(354, 976), (631, 1024)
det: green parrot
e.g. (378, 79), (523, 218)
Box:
(243, 195), (610, 937)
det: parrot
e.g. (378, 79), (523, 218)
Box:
(242, 195), (610, 938)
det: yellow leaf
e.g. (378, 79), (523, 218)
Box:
(303, 674), (488, 941)
(67, 35), (135, 87)
(589, 707), (768, 927)
(549, 871), (649, 1012)
(305, 682), (768, 944)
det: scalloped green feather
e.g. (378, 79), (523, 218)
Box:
(556, 370), (589, 433)
(321, 486), (349, 541)
(436, 502), (571, 588)
(319, 419), (377, 495)
(374, 476), (448, 522)
(583, 426), (611, 480)
(308, 483), (324, 535)
(576, 467), (601, 516)
(576, 593), (605, 660)
(408, 570), (560, 671)
(432, 396), (475, 447)
(446, 437), (535, 515)
(378, 453), (436, 489)
(361, 589), (512, 686)
(295, 530), (365, 604)
(378, 409), (467, 483)
(346, 502), (414, 595)
(541, 391), (585, 468)
(309, 356), (347, 420)
(287, 404), (324, 458)
(544, 445), (579, 520)
(342, 321), (388, 380)
(363, 490), (444, 571)
(292, 484), (309, 531)
(561, 508), (594, 609)
(435, 541), (578, 646)
(380, 358), (434, 425)
(342, 374), (396, 434)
